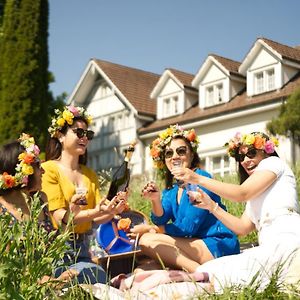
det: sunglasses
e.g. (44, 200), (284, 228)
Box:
(236, 148), (258, 162)
(164, 146), (187, 159)
(72, 128), (94, 140)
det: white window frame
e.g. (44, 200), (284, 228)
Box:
(254, 68), (275, 94)
(162, 96), (179, 117)
(206, 154), (230, 177)
(205, 83), (224, 107)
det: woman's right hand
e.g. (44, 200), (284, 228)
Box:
(188, 187), (216, 212)
(69, 194), (85, 214)
(141, 181), (161, 202)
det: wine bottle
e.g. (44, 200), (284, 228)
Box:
(106, 141), (136, 200)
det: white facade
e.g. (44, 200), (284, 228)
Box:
(68, 38), (300, 178)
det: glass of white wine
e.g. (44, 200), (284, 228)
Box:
(75, 185), (87, 205)
(172, 160), (185, 187)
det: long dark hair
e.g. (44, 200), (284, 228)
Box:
(45, 116), (88, 165)
(164, 136), (201, 189)
(236, 132), (279, 184)
(0, 141), (36, 195)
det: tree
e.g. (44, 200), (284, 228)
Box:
(0, 0), (50, 148)
(267, 88), (300, 146)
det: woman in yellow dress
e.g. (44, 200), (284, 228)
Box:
(42, 105), (128, 284)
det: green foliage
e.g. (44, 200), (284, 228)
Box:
(267, 88), (300, 146)
(0, 193), (71, 299)
(0, 0), (51, 148)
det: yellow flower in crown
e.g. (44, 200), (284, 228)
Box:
(0, 133), (40, 190)
(149, 124), (200, 169)
(271, 137), (279, 147)
(21, 164), (34, 175)
(48, 105), (93, 138)
(57, 118), (66, 127)
(243, 134), (255, 145)
(86, 115), (93, 125)
(62, 109), (74, 125)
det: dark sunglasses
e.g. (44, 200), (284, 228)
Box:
(72, 128), (94, 140)
(236, 148), (258, 162)
(164, 146), (187, 159)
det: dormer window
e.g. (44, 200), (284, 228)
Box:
(205, 83), (224, 107)
(254, 68), (275, 94)
(163, 96), (179, 117)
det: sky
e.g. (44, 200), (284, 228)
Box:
(49, 0), (300, 99)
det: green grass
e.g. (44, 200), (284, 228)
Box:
(2, 164), (299, 299)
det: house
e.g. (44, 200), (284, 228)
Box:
(68, 37), (300, 177)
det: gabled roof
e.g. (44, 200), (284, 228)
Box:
(167, 68), (195, 88)
(150, 68), (195, 98)
(239, 38), (300, 74)
(211, 54), (242, 77)
(192, 54), (244, 87)
(93, 59), (160, 116)
(261, 38), (300, 63)
(139, 71), (300, 135)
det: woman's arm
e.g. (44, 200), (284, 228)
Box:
(190, 188), (255, 236)
(175, 167), (277, 203)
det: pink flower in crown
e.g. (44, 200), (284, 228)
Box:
(176, 124), (184, 131)
(22, 176), (29, 186)
(264, 140), (275, 154)
(27, 144), (40, 156)
(33, 145), (40, 156)
(67, 105), (79, 117)
(233, 132), (242, 144)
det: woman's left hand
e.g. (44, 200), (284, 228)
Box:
(113, 191), (129, 214)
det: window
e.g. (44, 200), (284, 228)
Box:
(255, 72), (264, 93)
(206, 87), (214, 106)
(267, 69), (275, 90)
(216, 84), (223, 103)
(172, 96), (179, 114)
(163, 98), (171, 116)
(162, 96), (179, 117)
(205, 83), (224, 107)
(207, 154), (230, 177)
(254, 68), (275, 94)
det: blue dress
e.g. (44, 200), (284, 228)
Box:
(151, 169), (240, 258)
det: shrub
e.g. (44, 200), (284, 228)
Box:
(0, 194), (69, 299)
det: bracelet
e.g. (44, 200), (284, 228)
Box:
(212, 202), (219, 213)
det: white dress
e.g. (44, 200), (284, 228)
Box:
(197, 156), (300, 292)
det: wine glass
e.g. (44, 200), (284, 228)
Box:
(75, 185), (88, 205)
(186, 183), (199, 200)
(172, 160), (185, 187)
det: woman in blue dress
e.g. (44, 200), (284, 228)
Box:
(131, 125), (239, 272)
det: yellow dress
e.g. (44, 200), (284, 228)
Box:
(41, 160), (101, 234)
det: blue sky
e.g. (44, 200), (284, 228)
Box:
(49, 0), (300, 98)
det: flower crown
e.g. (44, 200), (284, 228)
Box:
(225, 132), (279, 158)
(0, 133), (40, 190)
(150, 124), (200, 169)
(48, 105), (93, 137)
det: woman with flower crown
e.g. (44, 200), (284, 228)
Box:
(129, 124), (239, 273)
(172, 131), (300, 291)
(42, 105), (128, 284)
(0, 133), (79, 285)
